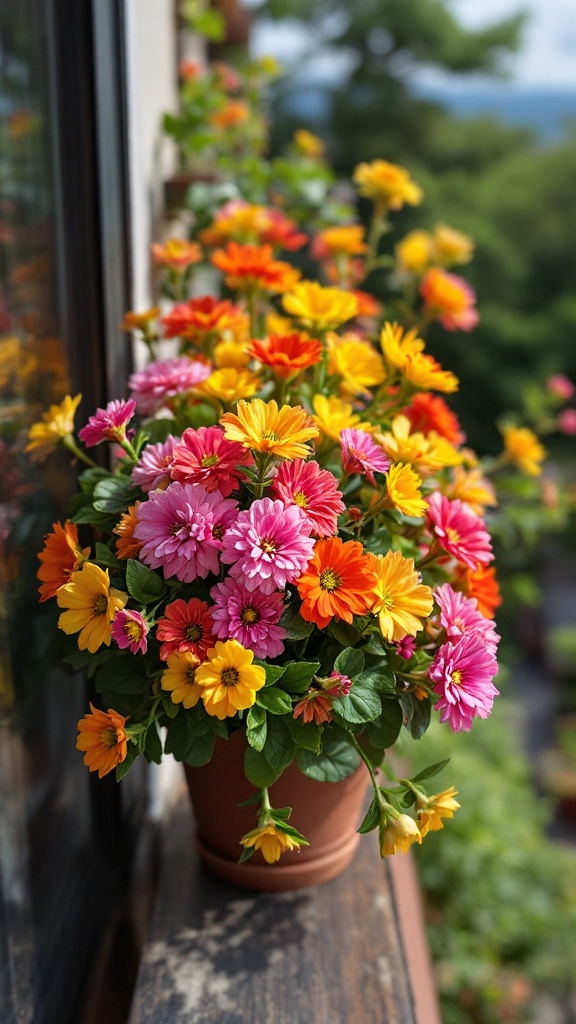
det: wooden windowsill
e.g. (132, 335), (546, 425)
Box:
(127, 772), (441, 1024)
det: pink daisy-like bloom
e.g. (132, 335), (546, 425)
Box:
(128, 357), (212, 416)
(269, 459), (345, 538)
(111, 608), (149, 655)
(395, 636), (417, 661)
(134, 481), (238, 583)
(209, 578), (287, 659)
(429, 632), (499, 733)
(170, 426), (254, 497)
(427, 492), (493, 570)
(434, 583), (499, 654)
(132, 436), (178, 493)
(78, 399), (137, 447)
(221, 497), (315, 595)
(340, 428), (391, 487)
(156, 598), (215, 662)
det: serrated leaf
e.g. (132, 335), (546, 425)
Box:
(277, 661), (319, 694)
(358, 797), (381, 835)
(411, 758), (450, 784)
(256, 687), (293, 716)
(332, 682), (381, 724)
(297, 735), (359, 782)
(246, 706), (267, 751)
(334, 647), (365, 680)
(125, 559), (167, 604)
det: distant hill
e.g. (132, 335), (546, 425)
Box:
(413, 84), (576, 142)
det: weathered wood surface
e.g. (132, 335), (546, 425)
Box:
(128, 775), (422, 1024)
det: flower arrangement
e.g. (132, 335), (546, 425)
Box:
(26, 50), (562, 870)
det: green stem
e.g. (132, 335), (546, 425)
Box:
(260, 786), (271, 815)
(62, 434), (98, 468)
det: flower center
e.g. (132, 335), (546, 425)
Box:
(100, 727), (119, 749)
(212, 524), (225, 541)
(451, 669), (462, 686)
(260, 537), (277, 554)
(221, 667), (239, 687)
(382, 590), (394, 609)
(186, 623), (203, 642)
(446, 527), (461, 545)
(201, 454), (219, 468)
(125, 621), (143, 641)
(186, 665), (197, 684)
(93, 594), (108, 616)
(262, 429), (279, 442)
(241, 606), (259, 625)
(319, 567), (342, 592)
(293, 489), (309, 508)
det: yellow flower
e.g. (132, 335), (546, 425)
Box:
(416, 787), (460, 837)
(161, 652), (203, 709)
(404, 352), (459, 394)
(376, 415), (461, 476)
(395, 230), (433, 274)
(327, 333), (386, 397)
(353, 159), (422, 212)
(312, 394), (372, 444)
(294, 128), (325, 157)
(432, 224), (474, 267)
(25, 393), (82, 462)
(444, 466), (497, 514)
(380, 322), (425, 371)
(385, 463), (429, 518)
(240, 822), (305, 863)
(213, 339), (251, 369)
(368, 549), (433, 642)
(265, 311), (294, 336)
(282, 281), (359, 331)
(200, 367), (262, 403)
(195, 639), (266, 719)
(316, 224), (367, 256)
(501, 425), (546, 476)
(221, 398), (319, 460)
(56, 562), (127, 653)
(380, 811), (422, 857)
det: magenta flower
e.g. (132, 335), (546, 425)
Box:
(132, 436), (178, 492)
(547, 374), (574, 400)
(220, 497), (315, 595)
(170, 426), (253, 497)
(427, 492), (493, 570)
(340, 428), (391, 487)
(429, 633), (499, 733)
(324, 671), (352, 697)
(269, 459), (345, 537)
(209, 578), (287, 659)
(111, 608), (149, 654)
(134, 481), (238, 582)
(558, 409), (576, 435)
(128, 357), (211, 415)
(434, 583), (499, 654)
(78, 399), (137, 447)
(395, 636), (417, 661)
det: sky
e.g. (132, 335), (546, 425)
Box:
(250, 0), (576, 90)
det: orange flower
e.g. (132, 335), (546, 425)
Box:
(312, 224), (367, 258)
(211, 242), (300, 294)
(353, 290), (383, 319)
(76, 704), (128, 778)
(456, 564), (502, 620)
(113, 503), (142, 560)
(161, 297), (247, 343)
(151, 239), (202, 270)
(210, 99), (250, 128)
(247, 333), (323, 379)
(402, 392), (464, 446)
(420, 267), (478, 332)
(297, 537), (377, 629)
(121, 307), (160, 333)
(37, 520), (90, 602)
(294, 129), (325, 157)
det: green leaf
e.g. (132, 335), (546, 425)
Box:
(93, 477), (138, 513)
(184, 731), (215, 767)
(162, 696), (179, 719)
(366, 700), (403, 749)
(332, 682), (381, 724)
(144, 723), (163, 764)
(400, 694), (432, 740)
(164, 706), (210, 761)
(328, 620), (361, 646)
(94, 658), (151, 696)
(256, 687), (293, 716)
(246, 706), (267, 751)
(411, 758), (451, 784)
(244, 746), (284, 788)
(125, 559), (167, 604)
(280, 604), (314, 640)
(358, 797), (381, 835)
(278, 661), (320, 694)
(359, 664), (396, 694)
(284, 716), (322, 753)
(116, 740), (140, 781)
(71, 504), (116, 528)
(334, 646), (365, 679)
(263, 716), (296, 773)
(297, 734), (360, 782)
(262, 663), (286, 687)
(95, 542), (121, 570)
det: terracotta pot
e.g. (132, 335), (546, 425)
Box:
(184, 730), (369, 891)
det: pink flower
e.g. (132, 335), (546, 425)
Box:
(558, 409), (576, 435)
(434, 583), (499, 654)
(156, 598), (215, 662)
(134, 481), (238, 582)
(427, 492), (493, 570)
(78, 399), (137, 447)
(269, 459), (345, 537)
(429, 633), (499, 732)
(209, 578), (286, 659)
(220, 497), (315, 595)
(132, 436), (177, 492)
(170, 426), (253, 497)
(111, 608), (148, 654)
(340, 428), (391, 487)
(547, 374), (574, 401)
(128, 357), (211, 415)
(395, 636), (417, 660)
(324, 671), (352, 697)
